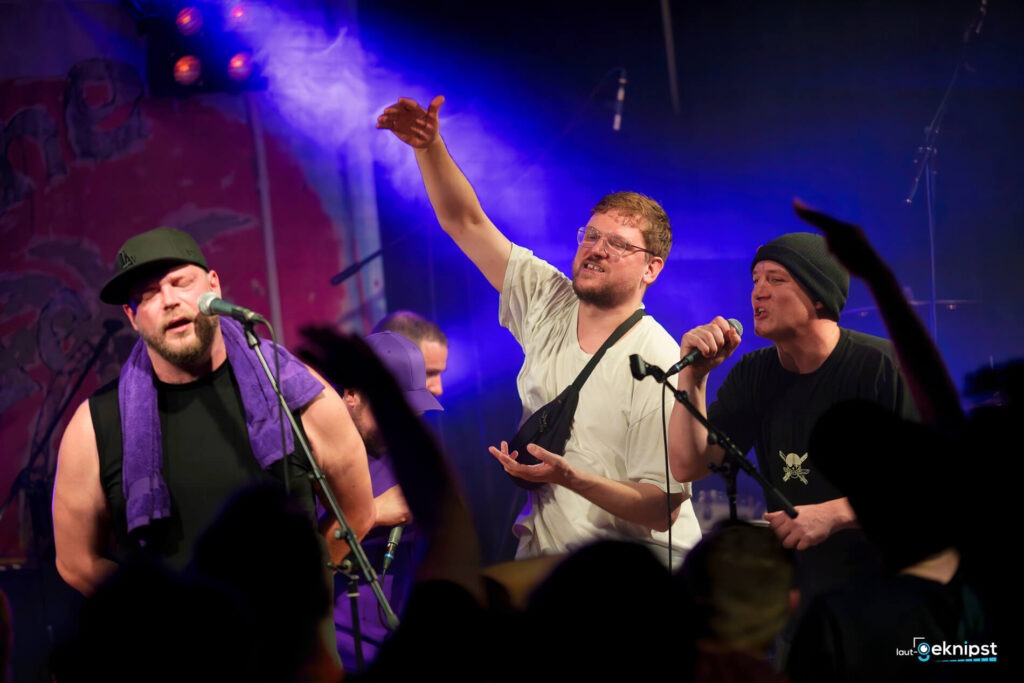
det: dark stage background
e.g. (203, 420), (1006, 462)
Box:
(2, 1), (1021, 680)
(362, 0), (1024, 556)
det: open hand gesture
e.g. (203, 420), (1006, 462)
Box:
(376, 95), (445, 148)
(488, 441), (570, 487)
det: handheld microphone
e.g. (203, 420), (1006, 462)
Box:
(664, 318), (744, 379)
(382, 524), (404, 575)
(612, 69), (627, 131)
(629, 354), (665, 383)
(197, 291), (266, 324)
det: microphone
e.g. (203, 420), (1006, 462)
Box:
(612, 69), (627, 131)
(382, 524), (404, 575)
(664, 318), (744, 379)
(197, 291), (267, 324)
(629, 354), (665, 383)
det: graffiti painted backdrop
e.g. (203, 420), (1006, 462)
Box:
(0, 2), (383, 560)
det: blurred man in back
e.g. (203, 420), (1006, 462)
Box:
(372, 310), (448, 398)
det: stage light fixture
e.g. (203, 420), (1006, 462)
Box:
(227, 51), (253, 81)
(175, 6), (203, 36)
(225, 2), (250, 31)
(173, 54), (202, 85)
(141, 1), (267, 98)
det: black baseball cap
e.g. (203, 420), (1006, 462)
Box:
(100, 227), (208, 305)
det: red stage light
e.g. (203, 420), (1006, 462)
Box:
(175, 6), (203, 36)
(144, 3), (266, 96)
(227, 51), (253, 81)
(173, 55), (202, 85)
(225, 3), (249, 31)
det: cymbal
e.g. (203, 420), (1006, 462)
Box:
(846, 299), (978, 316)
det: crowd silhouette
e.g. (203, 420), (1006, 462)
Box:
(42, 201), (1013, 683)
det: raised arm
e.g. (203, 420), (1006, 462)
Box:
(300, 368), (376, 565)
(667, 316), (742, 483)
(52, 400), (118, 595)
(792, 198), (963, 427)
(377, 95), (513, 291)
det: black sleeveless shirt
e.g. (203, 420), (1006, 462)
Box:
(90, 360), (317, 570)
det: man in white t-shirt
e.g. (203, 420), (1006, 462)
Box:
(376, 94), (702, 566)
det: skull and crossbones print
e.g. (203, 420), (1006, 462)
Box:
(779, 451), (810, 485)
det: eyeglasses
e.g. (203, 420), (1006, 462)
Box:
(576, 226), (654, 258)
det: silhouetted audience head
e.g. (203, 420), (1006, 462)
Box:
(963, 357), (1023, 414)
(51, 554), (250, 683)
(809, 399), (954, 573)
(958, 359), (1019, 648)
(678, 519), (796, 656)
(0, 588), (11, 683)
(186, 481), (335, 683)
(519, 539), (690, 682)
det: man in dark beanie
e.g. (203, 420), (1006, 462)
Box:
(666, 229), (916, 668)
(748, 232), (849, 321)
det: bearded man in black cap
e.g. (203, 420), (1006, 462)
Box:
(666, 231), (917, 667)
(51, 227), (375, 603)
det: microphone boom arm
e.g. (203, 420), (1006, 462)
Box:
(634, 357), (797, 519)
(669, 382), (797, 519)
(240, 321), (399, 632)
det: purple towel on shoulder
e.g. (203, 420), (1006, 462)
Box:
(119, 317), (324, 533)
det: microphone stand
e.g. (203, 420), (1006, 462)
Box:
(651, 369), (797, 520)
(904, 62), (952, 345)
(241, 320), (399, 633)
(904, 2), (986, 345)
(674, 386), (797, 520)
(344, 570), (365, 671)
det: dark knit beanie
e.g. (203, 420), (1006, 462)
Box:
(751, 232), (849, 319)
